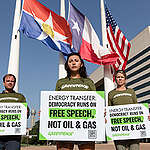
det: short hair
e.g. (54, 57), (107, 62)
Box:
(115, 70), (127, 80)
(3, 74), (16, 83)
(65, 52), (87, 78)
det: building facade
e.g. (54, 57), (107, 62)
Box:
(90, 26), (150, 103)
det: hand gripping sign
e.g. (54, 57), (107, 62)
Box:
(0, 103), (27, 135)
(106, 103), (150, 141)
(39, 91), (105, 141)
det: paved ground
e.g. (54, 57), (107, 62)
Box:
(21, 143), (150, 150)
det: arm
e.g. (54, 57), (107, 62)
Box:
(20, 94), (30, 119)
(88, 79), (96, 91)
(27, 106), (30, 119)
(108, 91), (113, 106)
(55, 80), (60, 91)
(132, 89), (137, 104)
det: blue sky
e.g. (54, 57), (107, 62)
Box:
(0, 0), (150, 126)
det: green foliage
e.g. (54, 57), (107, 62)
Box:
(21, 120), (47, 145)
(29, 120), (39, 135)
(21, 136), (28, 144)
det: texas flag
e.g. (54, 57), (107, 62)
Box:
(68, 3), (119, 65)
(19, 0), (73, 55)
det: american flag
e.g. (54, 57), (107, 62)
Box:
(105, 5), (131, 71)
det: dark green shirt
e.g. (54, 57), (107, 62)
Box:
(55, 77), (96, 91)
(108, 88), (137, 106)
(0, 93), (26, 103)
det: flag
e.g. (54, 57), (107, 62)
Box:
(105, 5), (131, 71)
(19, 0), (72, 55)
(68, 2), (119, 65)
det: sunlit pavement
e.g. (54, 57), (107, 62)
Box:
(21, 143), (150, 150)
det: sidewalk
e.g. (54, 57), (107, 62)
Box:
(21, 143), (150, 150)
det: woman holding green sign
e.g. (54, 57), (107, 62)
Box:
(108, 70), (140, 150)
(55, 53), (96, 150)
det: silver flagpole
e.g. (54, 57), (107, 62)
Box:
(101, 0), (115, 106)
(8, 0), (22, 92)
(59, 0), (67, 79)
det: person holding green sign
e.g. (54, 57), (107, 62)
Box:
(55, 53), (96, 150)
(108, 70), (140, 150)
(0, 74), (29, 150)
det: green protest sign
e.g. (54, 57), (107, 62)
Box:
(40, 91), (105, 141)
(0, 103), (27, 135)
(106, 103), (150, 140)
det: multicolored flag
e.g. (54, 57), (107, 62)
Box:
(68, 2), (119, 65)
(105, 5), (131, 71)
(19, 0), (72, 55)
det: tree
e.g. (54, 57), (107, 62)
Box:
(29, 120), (47, 145)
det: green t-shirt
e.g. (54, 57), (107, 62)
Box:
(108, 88), (137, 106)
(55, 77), (96, 91)
(0, 93), (26, 103)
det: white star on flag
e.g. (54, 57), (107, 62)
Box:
(71, 19), (80, 35)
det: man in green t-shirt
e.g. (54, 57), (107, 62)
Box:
(0, 74), (29, 150)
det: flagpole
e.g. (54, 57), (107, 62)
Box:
(101, 0), (115, 106)
(8, 0), (22, 92)
(59, 0), (67, 79)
